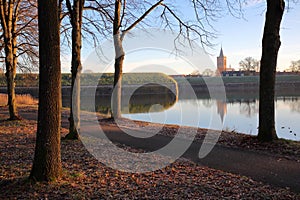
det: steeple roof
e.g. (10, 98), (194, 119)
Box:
(219, 46), (224, 57)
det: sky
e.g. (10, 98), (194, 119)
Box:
(63, 0), (300, 74)
(210, 0), (300, 72)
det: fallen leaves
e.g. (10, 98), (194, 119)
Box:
(0, 106), (300, 199)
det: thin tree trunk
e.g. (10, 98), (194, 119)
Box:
(258, 0), (285, 142)
(110, 0), (162, 119)
(112, 0), (124, 119)
(65, 0), (84, 140)
(66, 71), (81, 140)
(4, 50), (19, 120)
(30, 0), (62, 181)
(4, 36), (19, 120)
(112, 46), (124, 119)
(1, 0), (20, 120)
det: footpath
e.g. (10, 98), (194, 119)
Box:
(18, 109), (300, 193)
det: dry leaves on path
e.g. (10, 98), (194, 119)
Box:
(0, 115), (299, 199)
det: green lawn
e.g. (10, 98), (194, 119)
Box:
(0, 73), (299, 87)
(174, 75), (300, 85)
(0, 72), (176, 87)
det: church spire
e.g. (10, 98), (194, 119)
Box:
(217, 45), (227, 74)
(219, 46), (224, 57)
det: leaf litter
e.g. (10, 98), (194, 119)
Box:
(0, 106), (299, 199)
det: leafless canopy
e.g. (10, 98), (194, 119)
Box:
(0, 0), (38, 73)
(60, 0), (113, 50)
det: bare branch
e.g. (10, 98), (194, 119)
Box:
(121, 0), (163, 39)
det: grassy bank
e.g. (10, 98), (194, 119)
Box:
(1, 73), (299, 87)
(0, 73), (176, 87)
(174, 75), (300, 85)
(0, 94), (38, 106)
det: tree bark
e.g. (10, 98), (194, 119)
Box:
(112, 0), (124, 119)
(0, 0), (20, 120)
(4, 45), (19, 120)
(258, 0), (285, 142)
(65, 0), (84, 140)
(30, 0), (62, 181)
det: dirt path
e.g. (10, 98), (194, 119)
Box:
(4, 106), (300, 193)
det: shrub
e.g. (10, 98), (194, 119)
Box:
(0, 93), (38, 106)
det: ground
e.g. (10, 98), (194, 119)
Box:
(0, 105), (299, 199)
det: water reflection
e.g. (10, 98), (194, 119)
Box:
(279, 97), (300, 113)
(62, 85), (300, 141)
(239, 100), (258, 118)
(93, 93), (177, 115)
(217, 101), (227, 122)
(75, 84), (177, 115)
(124, 93), (300, 141)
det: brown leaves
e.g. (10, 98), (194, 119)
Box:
(0, 106), (299, 199)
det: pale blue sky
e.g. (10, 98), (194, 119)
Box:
(210, 1), (300, 71)
(64, 1), (300, 74)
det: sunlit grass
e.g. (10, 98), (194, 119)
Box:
(0, 93), (38, 106)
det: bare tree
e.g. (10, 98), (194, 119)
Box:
(289, 59), (300, 72)
(0, 0), (38, 120)
(111, 0), (164, 118)
(63, 0), (85, 140)
(0, 0), (22, 120)
(258, 0), (285, 141)
(30, 0), (62, 181)
(239, 57), (260, 71)
(202, 68), (214, 77)
(106, 0), (235, 119)
(61, 0), (112, 139)
(190, 70), (201, 76)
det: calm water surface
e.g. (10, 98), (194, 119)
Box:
(123, 96), (300, 141)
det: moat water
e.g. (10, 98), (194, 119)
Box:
(122, 95), (300, 141)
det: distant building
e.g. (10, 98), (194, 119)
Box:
(222, 71), (245, 77)
(216, 47), (261, 77)
(226, 65), (235, 72)
(217, 47), (227, 74)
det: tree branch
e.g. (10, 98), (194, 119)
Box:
(121, 0), (163, 39)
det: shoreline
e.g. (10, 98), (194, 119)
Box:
(1, 104), (299, 161)
(1, 82), (300, 98)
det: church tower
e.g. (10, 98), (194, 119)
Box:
(217, 46), (227, 73)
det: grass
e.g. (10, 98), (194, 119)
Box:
(174, 75), (300, 85)
(0, 93), (38, 106)
(0, 72), (177, 87)
(0, 73), (299, 87)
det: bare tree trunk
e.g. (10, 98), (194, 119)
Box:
(66, 69), (81, 139)
(4, 47), (19, 120)
(1, 1), (20, 120)
(258, 0), (285, 142)
(0, 2), (38, 110)
(65, 0), (84, 140)
(110, 0), (163, 119)
(30, 0), (62, 181)
(112, 0), (124, 119)
(112, 42), (124, 119)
